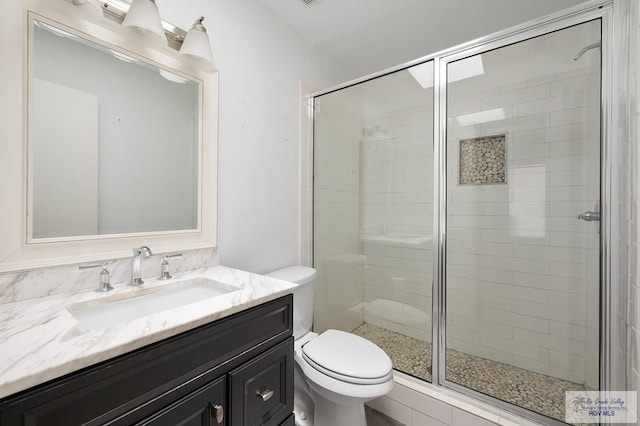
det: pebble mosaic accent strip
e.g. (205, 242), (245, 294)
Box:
(353, 323), (586, 424)
(459, 134), (506, 185)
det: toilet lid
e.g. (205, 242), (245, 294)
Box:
(301, 330), (392, 382)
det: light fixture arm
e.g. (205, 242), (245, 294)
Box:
(74, 0), (188, 50)
(192, 17), (207, 33)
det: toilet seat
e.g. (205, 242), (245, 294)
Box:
(301, 330), (393, 385)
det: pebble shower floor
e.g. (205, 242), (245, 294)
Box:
(353, 323), (586, 423)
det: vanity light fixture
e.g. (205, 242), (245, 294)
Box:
(70, 0), (216, 69)
(121, 0), (166, 44)
(179, 17), (215, 69)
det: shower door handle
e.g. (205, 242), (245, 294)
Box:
(577, 211), (600, 222)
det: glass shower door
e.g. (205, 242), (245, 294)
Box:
(443, 20), (602, 423)
(313, 62), (435, 382)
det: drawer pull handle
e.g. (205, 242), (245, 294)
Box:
(210, 403), (224, 424)
(257, 389), (274, 402)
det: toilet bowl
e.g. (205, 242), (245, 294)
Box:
(266, 266), (394, 426)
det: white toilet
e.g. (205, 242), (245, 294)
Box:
(266, 266), (394, 426)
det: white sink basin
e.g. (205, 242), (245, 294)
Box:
(68, 278), (240, 330)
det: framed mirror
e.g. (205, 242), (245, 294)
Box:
(0, 3), (217, 273)
(29, 17), (201, 241)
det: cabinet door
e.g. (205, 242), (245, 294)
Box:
(138, 377), (226, 426)
(230, 338), (293, 426)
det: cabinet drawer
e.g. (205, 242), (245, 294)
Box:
(137, 376), (226, 426)
(230, 338), (293, 426)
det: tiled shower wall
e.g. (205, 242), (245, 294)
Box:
(626, 0), (640, 417)
(361, 104), (434, 342)
(446, 65), (601, 386)
(312, 93), (365, 333)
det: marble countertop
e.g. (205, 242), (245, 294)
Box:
(0, 265), (297, 399)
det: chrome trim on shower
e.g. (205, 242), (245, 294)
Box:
(432, 56), (445, 386)
(310, 95), (317, 270)
(599, 3), (615, 396)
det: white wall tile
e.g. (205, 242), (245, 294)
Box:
(512, 300), (586, 325)
(512, 272), (585, 294)
(480, 334), (550, 363)
(411, 410), (448, 426)
(514, 92), (587, 118)
(514, 328), (585, 355)
(549, 350), (586, 372)
(452, 408), (499, 426)
(549, 75), (590, 96)
(481, 85), (551, 111)
(481, 308), (549, 333)
(388, 384), (454, 424)
(367, 396), (413, 425)
(549, 321), (587, 341)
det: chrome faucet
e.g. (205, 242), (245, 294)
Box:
(130, 246), (153, 286)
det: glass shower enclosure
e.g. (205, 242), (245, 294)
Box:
(312, 3), (617, 425)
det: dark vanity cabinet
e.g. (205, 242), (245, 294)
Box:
(0, 295), (294, 426)
(138, 376), (227, 426)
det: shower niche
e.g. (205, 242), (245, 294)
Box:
(458, 134), (506, 185)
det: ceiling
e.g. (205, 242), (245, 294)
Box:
(259, 0), (590, 79)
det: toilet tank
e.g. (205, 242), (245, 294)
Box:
(266, 266), (316, 339)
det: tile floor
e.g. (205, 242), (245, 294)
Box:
(353, 323), (586, 423)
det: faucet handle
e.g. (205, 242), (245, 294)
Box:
(160, 253), (182, 280)
(79, 263), (113, 292)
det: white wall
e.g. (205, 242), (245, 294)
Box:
(157, 0), (349, 274)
